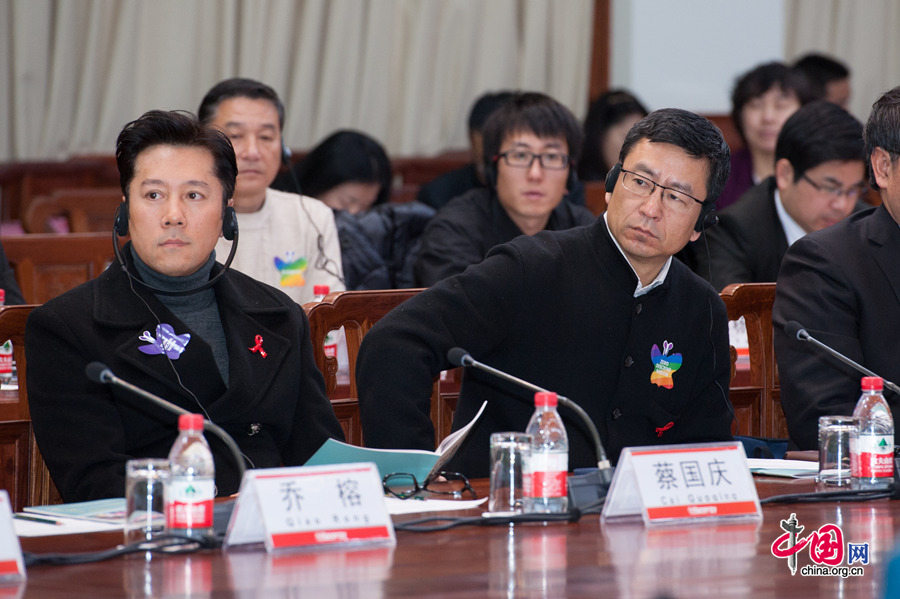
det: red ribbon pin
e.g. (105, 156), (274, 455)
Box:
(655, 421), (674, 438)
(249, 334), (267, 358)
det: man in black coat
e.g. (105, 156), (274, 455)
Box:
(414, 92), (596, 287)
(774, 87), (900, 449)
(358, 109), (735, 477)
(688, 101), (867, 291)
(26, 111), (343, 502)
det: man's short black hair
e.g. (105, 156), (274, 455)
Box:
(468, 91), (515, 133)
(197, 77), (285, 131)
(864, 86), (900, 188)
(116, 110), (237, 204)
(296, 130), (393, 208)
(793, 53), (850, 100)
(775, 100), (864, 181)
(618, 108), (731, 203)
(481, 92), (583, 173)
(731, 62), (814, 144)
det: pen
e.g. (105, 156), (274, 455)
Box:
(14, 514), (62, 525)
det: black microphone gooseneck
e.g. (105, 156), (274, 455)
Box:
(85, 362), (246, 482)
(447, 347), (613, 490)
(785, 321), (900, 396)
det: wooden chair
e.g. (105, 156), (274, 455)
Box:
(719, 282), (786, 439)
(304, 289), (459, 447)
(3, 233), (116, 304)
(21, 187), (122, 233)
(0, 305), (62, 511)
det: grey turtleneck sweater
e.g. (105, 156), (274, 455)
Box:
(131, 247), (229, 384)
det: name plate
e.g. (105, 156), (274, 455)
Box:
(601, 441), (761, 526)
(0, 491), (25, 583)
(224, 462), (395, 553)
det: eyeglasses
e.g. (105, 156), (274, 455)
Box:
(618, 168), (705, 215)
(801, 173), (867, 201)
(382, 471), (477, 500)
(496, 150), (570, 170)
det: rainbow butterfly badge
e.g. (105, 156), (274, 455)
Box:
(650, 340), (682, 389)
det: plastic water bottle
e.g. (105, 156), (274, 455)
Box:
(525, 391), (569, 513)
(166, 413), (215, 539)
(851, 377), (894, 490)
(313, 285), (338, 358)
(0, 290), (13, 386)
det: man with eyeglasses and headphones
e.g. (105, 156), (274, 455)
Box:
(687, 100), (867, 291)
(413, 92), (596, 287)
(358, 108), (735, 478)
(25, 110), (343, 502)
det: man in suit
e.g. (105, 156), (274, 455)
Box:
(690, 101), (866, 291)
(773, 86), (900, 449)
(359, 108), (734, 478)
(414, 92), (596, 287)
(25, 110), (343, 502)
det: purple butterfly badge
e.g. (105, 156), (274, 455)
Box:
(138, 324), (191, 359)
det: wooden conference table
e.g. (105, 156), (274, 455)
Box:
(13, 477), (899, 598)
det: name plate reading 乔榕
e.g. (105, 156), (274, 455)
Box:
(224, 462), (395, 553)
(601, 441), (761, 526)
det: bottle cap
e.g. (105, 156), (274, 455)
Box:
(534, 391), (558, 407)
(861, 376), (884, 391)
(313, 285), (330, 296)
(178, 413), (205, 431)
(0, 289), (6, 304)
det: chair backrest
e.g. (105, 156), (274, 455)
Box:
(4, 233), (116, 304)
(0, 305), (63, 510)
(304, 289), (459, 447)
(21, 187), (122, 233)
(719, 282), (786, 439)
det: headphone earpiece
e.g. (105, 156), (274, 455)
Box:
(695, 203), (718, 233)
(605, 163), (622, 194)
(222, 205), (238, 241)
(281, 143), (292, 168)
(566, 167), (578, 193)
(114, 202), (129, 237)
(485, 157), (498, 190)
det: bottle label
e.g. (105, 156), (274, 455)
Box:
(0, 341), (12, 376)
(323, 338), (338, 359)
(166, 479), (215, 528)
(529, 452), (567, 498)
(851, 434), (894, 478)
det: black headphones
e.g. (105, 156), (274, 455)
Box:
(485, 155), (579, 194)
(281, 143), (292, 168)
(112, 201), (239, 296)
(114, 201), (238, 241)
(605, 163), (717, 233)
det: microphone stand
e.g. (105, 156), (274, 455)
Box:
(448, 348), (613, 509)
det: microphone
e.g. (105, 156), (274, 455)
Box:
(85, 361), (246, 482)
(447, 347), (613, 508)
(784, 321), (900, 396)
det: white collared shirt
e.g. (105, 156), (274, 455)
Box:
(603, 212), (672, 298)
(773, 189), (807, 247)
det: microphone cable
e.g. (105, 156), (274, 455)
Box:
(284, 156), (346, 285)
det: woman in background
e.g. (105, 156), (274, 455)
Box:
(578, 89), (648, 182)
(276, 130), (434, 289)
(717, 62), (812, 210)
